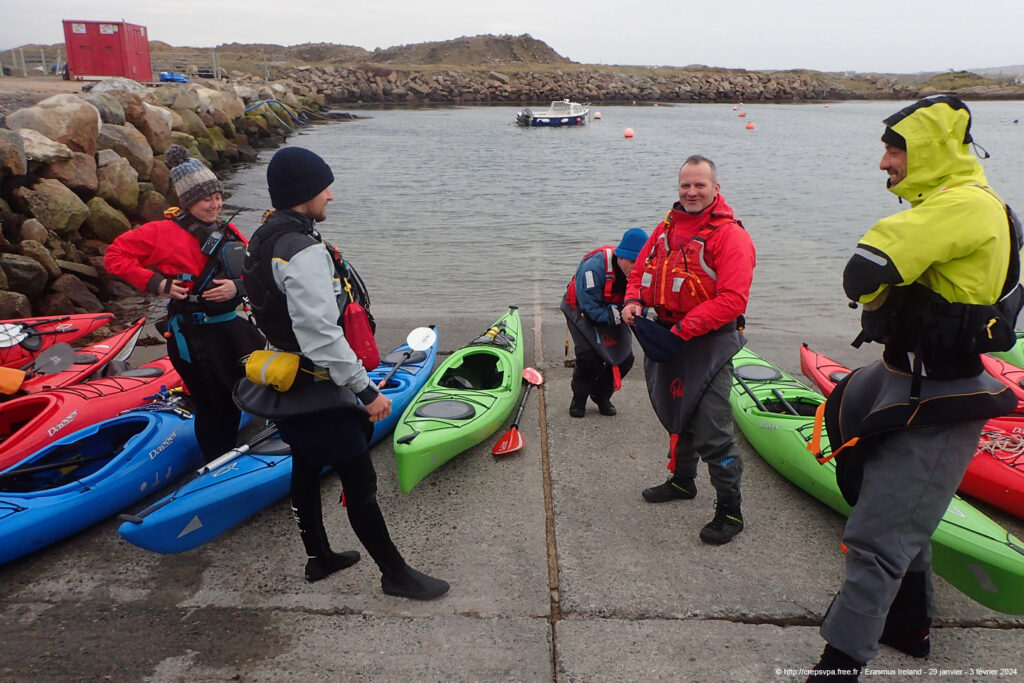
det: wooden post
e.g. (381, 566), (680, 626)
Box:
(19, 48), (27, 77)
(40, 48), (47, 75)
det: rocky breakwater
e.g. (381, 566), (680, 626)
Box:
(0, 76), (326, 323)
(279, 64), (922, 104)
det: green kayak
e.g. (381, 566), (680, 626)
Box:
(729, 347), (1024, 615)
(988, 330), (1024, 369)
(393, 306), (524, 493)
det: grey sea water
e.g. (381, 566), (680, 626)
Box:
(223, 101), (1024, 369)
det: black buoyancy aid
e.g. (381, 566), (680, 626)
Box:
(243, 211), (321, 351)
(564, 246), (623, 308)
(164, 209), (247, 318)
(854, 201), (1024, 373)
(637, 211), (741, 321)
(242, 210), (373, 351)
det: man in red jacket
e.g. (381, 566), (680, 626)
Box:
(622, 155), (756, 544)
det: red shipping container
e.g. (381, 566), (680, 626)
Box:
(62, 20), (152, 82)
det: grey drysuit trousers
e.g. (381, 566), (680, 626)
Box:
(819, 418), (985, 663)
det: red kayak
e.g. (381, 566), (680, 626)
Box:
(0, 356), (182, 472)
(0, 313), (113, 369)
(17, 318), (146, 395)
(800, 343), (1024, 519)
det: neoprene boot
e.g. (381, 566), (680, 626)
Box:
(381, 564), (450, 601)
(879, 571), (931, 658)
(642, 475), (697, 503)
(807, 644), (863, 682)
(569, 395), (587, 418)
(699, 499), (744, 545)
(301, 522), (360, 583)
(592, 395), (617, 416)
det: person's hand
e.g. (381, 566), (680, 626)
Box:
(160, 278), (190, 300)
(621, 303), (642, 326)
(201, 278), (238, 302)
(365, 392), (392, 422)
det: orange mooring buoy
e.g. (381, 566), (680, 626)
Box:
(624, 128), (634, 138)
(594, 112), (602, 119)
(745, 122), (755, 130)
(738, 112), (747, 118)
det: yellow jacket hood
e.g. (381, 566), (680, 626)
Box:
(885, 95), (987, 204)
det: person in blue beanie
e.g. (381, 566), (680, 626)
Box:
(560, 227), (648, 417)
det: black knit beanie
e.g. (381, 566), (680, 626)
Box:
(267, 147), (335, 209)
(881, 126), (906, 150)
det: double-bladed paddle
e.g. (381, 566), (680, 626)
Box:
(492, 367), (544, 456)
(377, 326), (437, 389)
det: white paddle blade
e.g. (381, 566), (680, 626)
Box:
(492, 428), (524, 455)
(523, 367), (544, 386)
(0, 324), (28, 348)
(407, 326), (437, 351)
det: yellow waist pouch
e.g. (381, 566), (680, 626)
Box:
(244, 350), (301, 392)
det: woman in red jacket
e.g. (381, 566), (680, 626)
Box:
(105, 145), (264, 461)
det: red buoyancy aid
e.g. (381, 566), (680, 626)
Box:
(564, 246), (624, 308)
(634, 204), (742, 323)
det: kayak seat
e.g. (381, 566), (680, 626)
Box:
(733, 364), (782, 381)
(414, 400), (476, 420)
(251, 436), (290, 455)
(382, 350), (428, 365)
(439, 354), (505, 391)
(442, 375), (474, 390)
(115, 367), (165, 379)
(829, 371), (851, 382)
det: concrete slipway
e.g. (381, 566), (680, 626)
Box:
(1, 312), (1021, 682)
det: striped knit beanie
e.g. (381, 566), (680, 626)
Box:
(165, 144), (222, 209)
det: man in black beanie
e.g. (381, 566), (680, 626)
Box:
(240, 146), (449, 600)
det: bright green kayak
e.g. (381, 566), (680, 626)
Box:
(393, 306), (524, 493)
(988, 331), (1024, 369)
(730, 347), (1024, 615)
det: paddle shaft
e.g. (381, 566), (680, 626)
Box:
(377, 349), (413, 388)
(733, 373), (768, 413)
(0, 452), (113, 481)
(509, 382), (535, 431)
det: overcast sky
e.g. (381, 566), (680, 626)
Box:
(2, 1), (1023, 74)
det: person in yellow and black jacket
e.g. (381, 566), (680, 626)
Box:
(809, 96), (1023, 680)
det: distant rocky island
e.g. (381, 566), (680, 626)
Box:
(11, 34), (1024, 104)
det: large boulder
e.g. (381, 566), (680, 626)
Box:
(135, 190), (169, 224)
(18, 239), (61, 280)
(16, 128), (75, 165)
(195, 86), (245, 119)
(84, 196), (131, 243)
(209, 108), (237, 138)
(172, 106), (209, 139)
(0, 291), (30, 319)
(49, 273), (104, 312)
(150, 157), (171, 197)
(96, 122), (154, 181)
(38, 151), (98, 196)
(0, 129), (27, 180)
(6, 94), (101, 155)
(0, 253), (48, 301)
(18, 218), (49, 244)
(90, 77), (148, 95)
(83, 92), (126, 125)
(96, 153), (139, 213)
(10, 178), (90, 235)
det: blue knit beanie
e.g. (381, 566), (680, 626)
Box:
(614, 227), (649, 260)
(267, 147), (335, 209)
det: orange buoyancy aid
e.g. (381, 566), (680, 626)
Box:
(635, 207), (740, 322)
(564, 246), (624, 308)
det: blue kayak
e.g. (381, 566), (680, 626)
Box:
(0, 399), (202, 565)
(117, 334), (439, 553)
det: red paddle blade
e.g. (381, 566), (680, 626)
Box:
(523, 367), (544, 385)
(492, 427), (524, 455)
